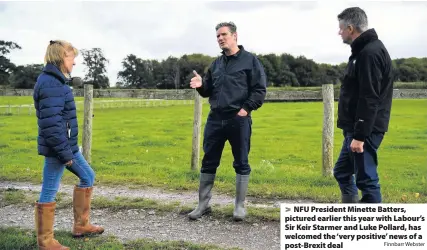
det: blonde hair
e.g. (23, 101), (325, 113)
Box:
(44, 40), (79, 78)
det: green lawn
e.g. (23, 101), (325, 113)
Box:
(0, 97), (425, 203)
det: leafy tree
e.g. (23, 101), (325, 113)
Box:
(81, 48), (110, 88)
(9, 64), (43, 89)
(0, 40), (22, 85)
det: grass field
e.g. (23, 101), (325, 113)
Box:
(0, 97), (426, 203)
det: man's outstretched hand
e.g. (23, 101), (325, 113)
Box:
(190, 70), (202, 88)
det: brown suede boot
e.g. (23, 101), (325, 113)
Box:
(35, 201), (70, 250)
(72, 186), (104, 237)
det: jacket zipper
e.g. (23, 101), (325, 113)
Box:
(67, 122), (70, 139)
(216, 57), (227, 108)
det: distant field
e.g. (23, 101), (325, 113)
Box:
(393, 81), (427, 89)
(0, 98), (425, 203)
(255, 81), (427, 90)
(0, 97), (198, 115)
(0, 97), (141, 105)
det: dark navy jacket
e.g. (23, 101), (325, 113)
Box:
(337, 29), (394, 141)
(196, 45), (267, 118)
(33, 64), (79, 163)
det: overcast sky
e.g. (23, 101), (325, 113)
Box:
(1, 0), (426, 86)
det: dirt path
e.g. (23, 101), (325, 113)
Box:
(0, 181), (291, 249)
(0, 181), (312, 209)
(0, 204), (280, 250)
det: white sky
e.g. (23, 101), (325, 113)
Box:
(1, 0), (426, 86)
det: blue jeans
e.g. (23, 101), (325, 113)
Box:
(201, 112), (252, 175)
(39, 150), (95, 203)
(333, 132), (384, 203)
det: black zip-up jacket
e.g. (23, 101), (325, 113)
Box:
(337, 29), (394, 141)
(196, 45), (267, 118)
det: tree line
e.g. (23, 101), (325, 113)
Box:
(1, 40), (426, 89)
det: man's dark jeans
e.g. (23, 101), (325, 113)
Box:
(333, 131), (384, 203)
(200, 112), (252, 175)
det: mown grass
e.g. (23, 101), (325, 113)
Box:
(0, 97), (426, 203)
(0, 227), (236, 250)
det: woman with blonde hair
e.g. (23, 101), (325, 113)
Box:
(33, 40), (104, 250)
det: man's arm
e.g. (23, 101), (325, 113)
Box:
(242, 57), (267, 112)
(196, 66), (213, 98)
(353, 52), (383, 141)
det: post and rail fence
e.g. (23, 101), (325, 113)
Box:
(1, 85), (336, 176)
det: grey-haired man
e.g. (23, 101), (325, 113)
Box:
(334, 7), (394, 203)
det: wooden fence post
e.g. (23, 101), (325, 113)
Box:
(322, 84), (334, 176)
(82, 83), (94, 164)
(191, 90), (203, 171)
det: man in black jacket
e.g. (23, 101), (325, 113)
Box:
(334, 7), (394, 203)
(189, 21), (267, 220)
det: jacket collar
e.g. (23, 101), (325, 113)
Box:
(350, 28), (378, 57)
(42, 63), (69, 84)
(221, 45), (244, 57)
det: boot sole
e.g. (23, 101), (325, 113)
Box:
(233, 211), (246, 221)
(232, 215), (245, 221)
(72, 230), (105, 238)
(188, 207), (212, 220)
(39, 246), (70, 250)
